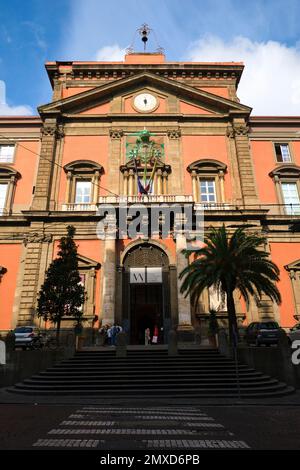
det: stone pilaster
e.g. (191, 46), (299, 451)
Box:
(227, 120), (258, 205)
(101, 233), (116, 326)
(167, 129), (183, 195)
(175, 233), (194, 341)
(108, 129), (123, 195)
(31, 119), (64, 211)
(17, 232), (53, 325)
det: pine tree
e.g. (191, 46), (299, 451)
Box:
(37, 225), (85, 342)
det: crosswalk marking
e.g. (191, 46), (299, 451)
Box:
(33, 438), (101, 448)
(32, 406), (250, 450)
(144, 439), (250, 449)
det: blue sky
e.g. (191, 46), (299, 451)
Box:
(1, 0), (300, 115)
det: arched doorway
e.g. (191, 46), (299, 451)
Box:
(122, 243), (171, 344)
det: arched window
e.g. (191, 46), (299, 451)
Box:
(63, 160), (104, 207)
(187, 159), (227, 203)
(269, 165), (300, 215)
(0, 166), (21, 215)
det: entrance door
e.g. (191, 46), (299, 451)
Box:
(130, 283), (163, 344)
(122, 243), (171, 345)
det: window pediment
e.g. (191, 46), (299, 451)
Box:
(269, 164), (300, 179)
(77, 254), (101, 270)
(0, 165), (21, 180)
(120, 157), (171, 173)
(285, 259), (300, 272)
(64, 160), (104, 175)
(187, 159), (227, 174)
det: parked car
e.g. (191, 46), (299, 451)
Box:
(14, 326), (42, 350)
(287, 322), (300, 344)
(245, 321), (280, 346)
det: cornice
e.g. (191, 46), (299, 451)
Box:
(39, 71), (251, 117)
(46, 62), (244, 89)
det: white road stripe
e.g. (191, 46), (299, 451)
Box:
(48, 428), (200, 435)
(144, 439), (250, 449)
(33, 438), (101, 448)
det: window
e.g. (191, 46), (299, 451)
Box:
(75, 180), (92, 204)
(0, 183), (8, 214)
(187, 159), (227, 203)
(284, 259), (300, 319)
(275, 143), (291, 163)
(281, 182), (300, 214)
(63, 160), (104, 207)
(200, 179), (216, 202)
(0, 145), (15, 163)
(269, 164), (300, 215)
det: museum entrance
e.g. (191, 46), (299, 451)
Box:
(122, 243), (171, 345)
(130, 283), (163, 344)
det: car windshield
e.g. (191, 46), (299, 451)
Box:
(14, 327), (33, 333)
(259, 322), (279, 329)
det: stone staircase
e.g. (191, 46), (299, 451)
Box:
(8, 348), (294, 398)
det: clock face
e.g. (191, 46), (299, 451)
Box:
(133, 93), (158, 112)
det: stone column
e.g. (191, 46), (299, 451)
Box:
(191, 170), (198, 202)
(128, 169), (135, 196)
(92, 171), (100, 203)
(218, 170), (225, 202)
(157, 169), (163, 194)
(123, 171), (128, 196)
(163, 171), (168, 194)
(175, 233), (194, 342)
(101, 227), (116, 326)
(65, 171), (72, 203)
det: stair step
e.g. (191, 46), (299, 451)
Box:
(10, 382), (290, 397)
(8, 348), (294, 399)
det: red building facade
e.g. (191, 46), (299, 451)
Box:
(0, 52), (299, 341)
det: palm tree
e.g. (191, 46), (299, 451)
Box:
(179, 225), (281, 345)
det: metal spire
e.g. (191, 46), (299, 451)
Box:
(138, 24), (150, 51)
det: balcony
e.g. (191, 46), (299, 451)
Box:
(61, 203), (98, 211)
(59, 201), (300, 217)
(98, 195), (194, 204)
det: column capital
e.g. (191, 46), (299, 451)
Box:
(109, 128), (124, 139)
(167, 128), (181, 139)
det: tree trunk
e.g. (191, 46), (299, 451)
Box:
(226, 289), (239, 346)
(56, 318), (61, 345)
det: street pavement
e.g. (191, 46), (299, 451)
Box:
(0, 404), (299, 450)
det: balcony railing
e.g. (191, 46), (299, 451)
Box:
(61, 203), (98, 211)
(59, 201), (300, 216)
(98, 195), (193, 204)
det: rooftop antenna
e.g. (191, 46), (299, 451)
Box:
(126, 24), (164, 54)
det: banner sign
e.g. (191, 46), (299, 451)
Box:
(130, 267), (162, 284)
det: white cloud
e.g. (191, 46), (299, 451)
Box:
(0, 81), (33, 115)
(186, 35), (300, 115)
(95, 44), (126, 61)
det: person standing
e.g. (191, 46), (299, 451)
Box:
(152, 324), (159, 344)
(145, 327), (151, 345)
